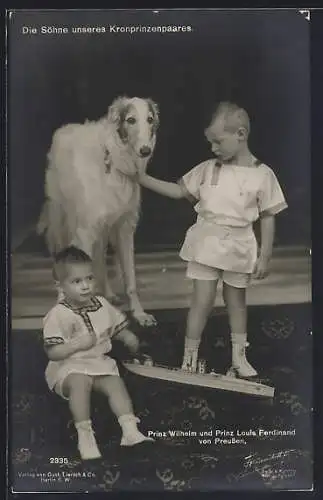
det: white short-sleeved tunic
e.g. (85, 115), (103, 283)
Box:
(178, 158), (288, 273)
(43, 296), (129, 396)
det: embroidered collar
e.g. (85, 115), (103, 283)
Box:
(59, 296), (102, 313)
(218, 158), (262, 167)
(59, 296), (103, 335)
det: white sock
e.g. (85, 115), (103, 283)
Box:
(75, 419), (93, 432)
(231, 332), (248, 346)
(118, 413), (139, 432)
(184, 337), (201, 350)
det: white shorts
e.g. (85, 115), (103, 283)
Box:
(46, 356), (120, 400)
(186, 261), (251, 288)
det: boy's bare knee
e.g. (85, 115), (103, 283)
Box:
(223, 283), (245, 300)
(93, 374), (121, 394)
(193, 295), (215, 312)
(64, 373), (93, 397)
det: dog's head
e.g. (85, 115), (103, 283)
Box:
(107, 96), (159, 159)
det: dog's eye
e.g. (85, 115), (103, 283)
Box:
(126, 117), (136, 124)
(147, 116), (154, 124)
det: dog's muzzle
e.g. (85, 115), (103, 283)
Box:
(139, 146), (152, 157)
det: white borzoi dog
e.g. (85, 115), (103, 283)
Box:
(37, 96), (159, 326)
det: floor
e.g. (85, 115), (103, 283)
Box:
(10, 244), (313, 492)
(11, 247), (311, 330)
(11, 303), (312, 492)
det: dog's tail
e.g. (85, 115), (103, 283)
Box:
(37, 139), (72, 253)
(36, 198), (70, 254)
(36, 200), (49, 236)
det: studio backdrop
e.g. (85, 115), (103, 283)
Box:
(9, 9), (310, 250)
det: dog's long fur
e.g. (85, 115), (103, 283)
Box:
(37, 96), (159, 324)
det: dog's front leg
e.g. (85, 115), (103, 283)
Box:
(91, 227), (123, 306)
(115, 221), (156, 327)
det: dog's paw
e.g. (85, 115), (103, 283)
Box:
(132, 312), (157, 328)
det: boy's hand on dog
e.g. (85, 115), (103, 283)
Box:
(134, 158), (148, 179)
(132, 311), (157, 327)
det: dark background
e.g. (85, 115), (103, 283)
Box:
(9, 9), (310, 251)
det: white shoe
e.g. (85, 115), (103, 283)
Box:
(181, 350), (198, 372)
(77, 426), (102, 460)
(120, 431), (155, 447)
(118, 414), (155, 447)
(229, 341), (258, 378)
(181, 361), (194, 372)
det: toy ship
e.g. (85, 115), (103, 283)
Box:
(123, 356), (274, 398)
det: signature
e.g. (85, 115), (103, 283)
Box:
(227, 449), (308, 484)
(244, 450), (294, 468)
(227, 466), (296, 484)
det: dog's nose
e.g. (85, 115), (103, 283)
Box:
(139, 146), (151, 157)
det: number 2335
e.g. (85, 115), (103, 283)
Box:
(49, 457), (68, 464)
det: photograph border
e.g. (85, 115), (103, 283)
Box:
(5, 5), (322, 498)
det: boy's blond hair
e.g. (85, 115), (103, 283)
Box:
(207, 101), (250, 136)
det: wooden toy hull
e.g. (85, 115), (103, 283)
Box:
(123, 362), (275, 398)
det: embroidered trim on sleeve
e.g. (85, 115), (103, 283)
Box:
(259, 201), (288, 217)
(112, 318), (130, 337)
(44, 336), (65, 347)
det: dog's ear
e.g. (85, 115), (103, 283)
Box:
(107, 96), (130, 126)
(147, 98), (160, 132)
(107, 96), (130, 142)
